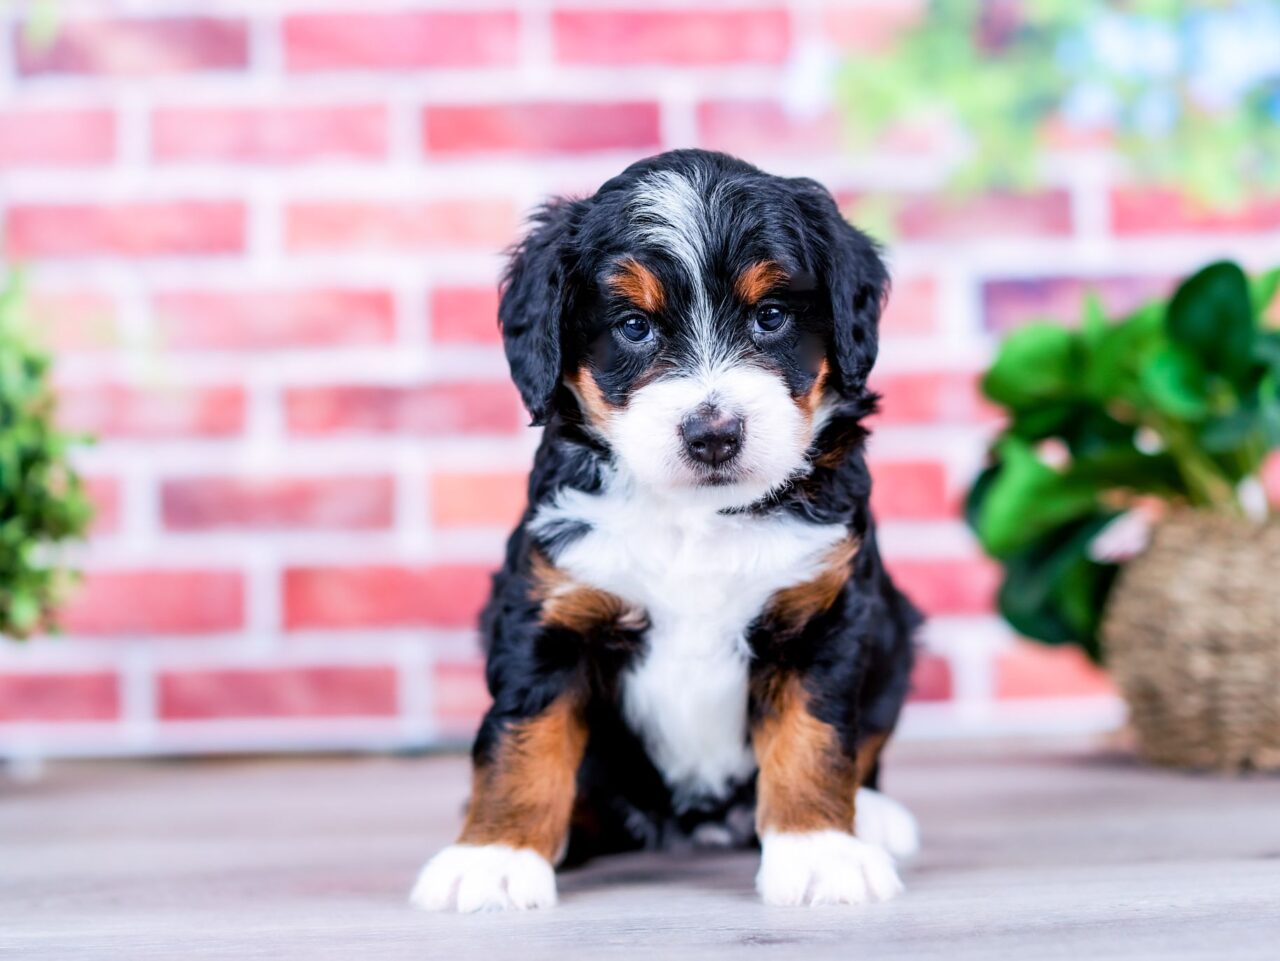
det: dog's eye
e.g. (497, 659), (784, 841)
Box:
(619, 316), (654, 344)
(753, 304), (790, 334)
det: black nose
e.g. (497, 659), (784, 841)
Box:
(681, 409), (743, 467)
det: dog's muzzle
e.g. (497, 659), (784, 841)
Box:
(680, 406), (744, 468)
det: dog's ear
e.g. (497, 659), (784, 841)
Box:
(499, 198), (582, 426)
(789, 179), (889, 396)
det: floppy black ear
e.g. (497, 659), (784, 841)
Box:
(498, 199), (582, 426)
(790, 179), (889, 396)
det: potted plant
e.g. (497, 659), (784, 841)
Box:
(0, 274), (93, 638)
(967, 260), (1280, 770)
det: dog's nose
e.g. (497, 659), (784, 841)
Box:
(681, 409), (743, 467)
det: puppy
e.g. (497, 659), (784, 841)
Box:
(412, 150), (921, 912)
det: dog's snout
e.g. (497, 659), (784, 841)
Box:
(681, 408), (743, 467)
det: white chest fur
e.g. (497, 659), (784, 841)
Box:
(531, 477), (847, 809)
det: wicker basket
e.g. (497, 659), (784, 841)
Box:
(1102, 511), (1280, 771)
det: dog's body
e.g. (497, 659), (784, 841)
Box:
(413, 150), (921, 912)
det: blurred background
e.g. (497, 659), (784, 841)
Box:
(2, 0), (1279, 762)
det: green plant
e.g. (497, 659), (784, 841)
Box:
(967, 261), (1280, 662)
(837, 1), (1280, 206)
(0, 273), (93, 638)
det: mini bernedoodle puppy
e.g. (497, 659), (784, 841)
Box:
(412, 149), (922, 912)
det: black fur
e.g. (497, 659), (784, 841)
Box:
(479, 149), (919, 862)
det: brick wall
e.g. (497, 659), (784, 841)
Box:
(2, 1), (1273, 758)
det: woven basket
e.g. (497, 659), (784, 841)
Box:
(1102, 511), (1280, 771)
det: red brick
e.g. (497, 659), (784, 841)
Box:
(696, 100), (839, 155)
(432, 471), (526, 529)
(84, 476), (122, 535)
(158, 665), (398, 720)
(994, 642), (1115, 699)
(285, 381), (524, 436)
(888, 556), (1000, 616)
(152, 289), (395, 350)
(162, 476), (394, 531)
(425, 101), (661, 156)
(433, 658), (490, 729)
(284, 12), (518, 71)
(1112, 188), (1280, 234)
(868, 370), (995, 426)
(882, 277), (936, 334)
(283, 565), (491, 630)
(57, 384), (245, 438)
(15, 17), (248, 76)
(554, 10), (791, 65)
(62, 570), (244, 636)
(430, 287), (500, 344)
(26, 291), (119, 351)
(0, 672), (120, 723)
(907, 652), (952, 702)
(895, 191), (1073, 240)
(869, 460), (953, 520)
(982, 275), (1172, 333)
(823, 0), (926, 52)
(0, 108), (114, 167)
(286, 200), (516, 252)
(153, 104), (388, 163)
(5, 202), (245, 258)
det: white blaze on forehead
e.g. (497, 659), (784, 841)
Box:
(627, 169), (722, 368)
(627, 169), (709, 282)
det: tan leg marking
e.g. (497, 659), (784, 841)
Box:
(752, 675), (858, 835)
(458, 694), (588, 861)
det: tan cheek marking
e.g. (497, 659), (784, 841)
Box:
(765, 535), (859, 632)
(752, 675), (857, 834)
(797, 358), (830, 419)
(608, 257), (665, 313)
(735, 260), (789, 305)
(457, 694), (588, 859)
(529, 552), (647, 633)
(568, 369), (615, 428)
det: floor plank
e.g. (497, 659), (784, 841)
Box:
(2, 739), (1278, 960)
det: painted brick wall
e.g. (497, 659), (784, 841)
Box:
(2, 0), (1274, 759)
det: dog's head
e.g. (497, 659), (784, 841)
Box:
(500, 150), (887, 509)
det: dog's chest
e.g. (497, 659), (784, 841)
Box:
(538, 486), (846, 808)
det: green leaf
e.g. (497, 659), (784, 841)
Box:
(1082, 302), (1163, 406)
(1068, 446), (1185, 496)
(1199, 408), (1264, 454)
(1166, 261), (1255, 384)
(983, 323), (1082, 411)
(996, 512), (1120, 662)
(976, 438), (1099, 557)
(1254, 330), (1280, 371)
(1250, 267), (1280, 319)
(1140, 345), (1209, 419)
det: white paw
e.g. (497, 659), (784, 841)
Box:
(757, 830), (904, 907)
(855, 787), (920, 860)
(409, 844), (557, 913)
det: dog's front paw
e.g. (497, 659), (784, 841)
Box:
(757, 830), (904, 907)
(409, 843), (557, 913)
(855, 787), (920, 860)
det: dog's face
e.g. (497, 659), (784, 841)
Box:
(500, 151), (887, 509)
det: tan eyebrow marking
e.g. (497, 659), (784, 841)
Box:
(735, 260), (789, 305)
(607, 257), (665, 313)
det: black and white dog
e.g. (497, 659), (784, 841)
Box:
(412, 150), (921, 912)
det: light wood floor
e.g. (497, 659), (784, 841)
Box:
(3, 738), (1279, 960)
